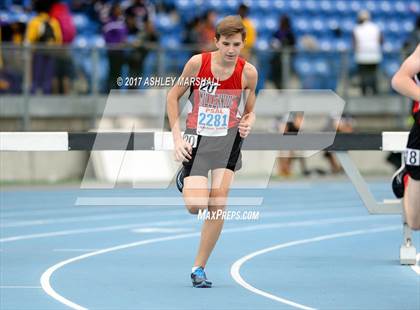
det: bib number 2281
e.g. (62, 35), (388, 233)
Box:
(197, 106), (229, 136)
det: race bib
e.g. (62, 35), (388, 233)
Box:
(183, 133), (198, 148)
(197, 106), (229, 136)
(405, 148), (420, 166)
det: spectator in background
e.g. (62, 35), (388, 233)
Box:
(103, 2), (127, 91)
(275, 112), (310, 177)
(125, 0), (158, 85)
(183, 16), (202, 55)
(0, 21), (26, 93)
(50, 0), (76, 94)
(353, 10), (383, 95)
(0, 27), (10, 93)
(270, 15), (295, 89)
(199, 10), (216, 52)
(322, 114), (354, 174)
(237, 4), (256, 60)
(74, 0), (111, 25)
(26, 0), (62, 94)
(1, 22), (25, 44)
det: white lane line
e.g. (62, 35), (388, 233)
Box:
(0, 219), (196, 243)
(75, 197), (263, 206)
(0, 208), (138, 218)
(131, 227), (195, 233)
(1, 213), (381, 243)
(40, 216), (397, 310)
(0, 210), (185, 228)
(0, 203), (357, 228)
(230, 226), (401, 310)
(411, 253), (420, 275)
(53, 249), (100, 252)
(0, 286), (42, 289)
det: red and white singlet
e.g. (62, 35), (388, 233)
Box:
(185, 52), (246, 136)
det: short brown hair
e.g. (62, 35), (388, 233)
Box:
(215, 15), (246, 41)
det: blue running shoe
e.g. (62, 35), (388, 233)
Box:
(191, 267), (212, 288)
(176, 167), (185, 193)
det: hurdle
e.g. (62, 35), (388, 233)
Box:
(0, 131), (416, 265)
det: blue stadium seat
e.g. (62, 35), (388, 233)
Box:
(318, 38), (334, 51)
(73, 35), (89, 48)
(402, 20), (415, 34)
(154, 13), (181, 34)
(393, 1), (408, 16)
(319, 0), (334, 15)
(365, 0), (378, 12)
(334, 38), (351, 51)
(342, 18), (356, 34)
(348, 0), (363, 14)
(302, 0), (319, 13)
(0, 11), (12, 23)
(271, 0), (289, 14)
(224, 0), (240, 13)
(378, 1), (393, 16)
(207, 0), (223, 11)
(254, 38), (270, 51)
(73, 13), (88, 31)
(382, 58), (400, 78)
(262, 15), (278, 33)
(92, 35), (105, 48)
(383, 37), (405, 53)
(326, 18), (340, 32)
(294, 56), (313, 76)
(160, 35), (181, 49)
(289, 0), (304, 14)
(175, 0), (196, 11)
(252, 0), (271, 13)
(333, 0), (349, 14)
(311, 17), (325, 34)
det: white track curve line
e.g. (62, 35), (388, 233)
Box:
(411, 253), (420, 275)
(40, 217), (397, 310)
(230, 226), (401, 310)
(40, 232), (201, 310)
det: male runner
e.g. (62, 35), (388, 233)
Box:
(391, 43), (420, 230)
(167, 15), (258, 287)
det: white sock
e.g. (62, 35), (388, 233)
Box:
(192, 266), (201, 273)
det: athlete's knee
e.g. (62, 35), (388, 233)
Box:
(209, 189), (229, 208)
(184, 195), (208, 214)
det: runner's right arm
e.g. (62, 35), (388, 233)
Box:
(391, 44), (420, 102)
(167, 55), (201, 161)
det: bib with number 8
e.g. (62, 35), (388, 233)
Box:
(405, 148), (420, 166)
(197, 106), (229, 136)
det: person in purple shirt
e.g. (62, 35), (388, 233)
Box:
(103, 3), (127, 91)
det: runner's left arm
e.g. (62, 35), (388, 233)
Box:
(239, 63), (258, 138)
